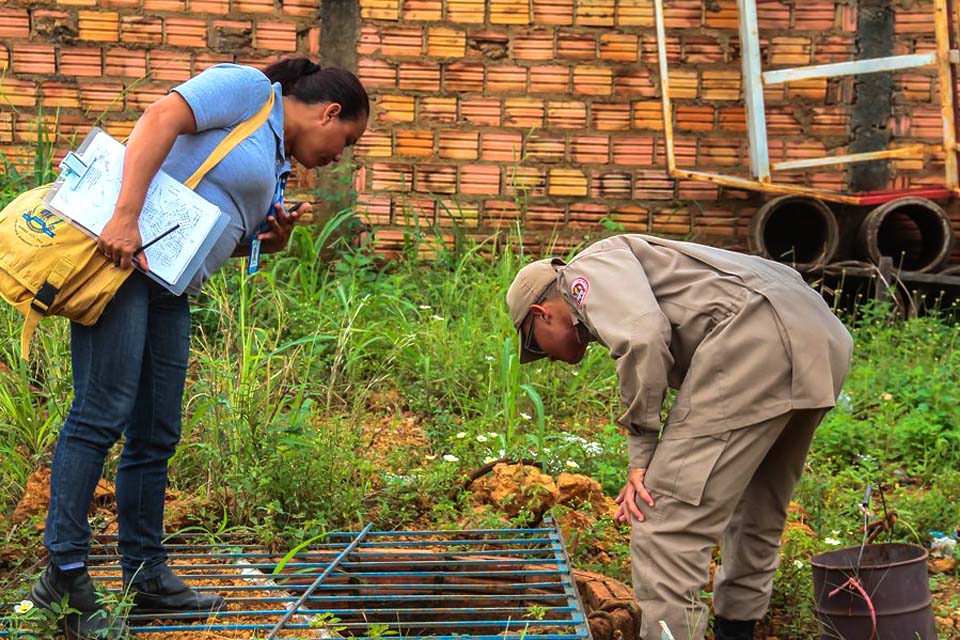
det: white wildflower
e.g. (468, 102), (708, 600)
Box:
(419, 305), (431, 310)
(793, 560), (804, 569)
(520, 412), (532, 420)
(443, 454), (459, 463)
(572, 371), (579, 376)
(565, 460), (580, 469)
(431, 315), (445, 322)
(483, 456), (497, 464)
(456, 431), (467, 439)
(881, 392), (893, 401)
(485, 355), (495, 362)
(476, 434), (488, 443)
(584, 441), (603, 455)
(498, 449), (506, 457)
(14, 601), (33, 615)
(824, 537), (842, 546)
(487, 432), (499, 438)
(425, 454), (437, 461)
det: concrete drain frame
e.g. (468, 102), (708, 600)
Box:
(76, 516), (591, 639)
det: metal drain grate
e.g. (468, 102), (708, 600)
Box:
(10, 516), (592, 639)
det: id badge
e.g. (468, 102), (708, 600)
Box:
(248, 172), (288, 275)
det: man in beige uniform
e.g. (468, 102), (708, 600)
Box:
(505, 234), (852, 640)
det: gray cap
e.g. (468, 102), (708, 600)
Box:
(505, 257), (564, 363)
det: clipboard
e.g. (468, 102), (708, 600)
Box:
(43, 128), (229, 296)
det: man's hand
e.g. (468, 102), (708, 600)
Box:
(259, 201), (307, 254)
(98, 213), (148, 271)
(614, 467), (655, 523)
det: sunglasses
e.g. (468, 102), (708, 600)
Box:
(524, 312), (546, 357)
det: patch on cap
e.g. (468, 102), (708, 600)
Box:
(570, 277), (589, 307)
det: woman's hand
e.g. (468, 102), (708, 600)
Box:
(98, 213), (150, 271)
(614, 467), (656, 523)
(259, 201), (308, 254)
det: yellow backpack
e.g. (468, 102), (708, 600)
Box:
(0, 90), (274, 360)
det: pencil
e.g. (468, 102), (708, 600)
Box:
(136, 223), (180, 254)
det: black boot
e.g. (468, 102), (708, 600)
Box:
(30, 564), (130, 640)
(714, 616), (756, 640)
(125, 564), (224, 616)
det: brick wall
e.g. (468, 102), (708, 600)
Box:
(0, 0), (952, 257)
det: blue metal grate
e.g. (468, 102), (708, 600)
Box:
(5, 516), (592, 639)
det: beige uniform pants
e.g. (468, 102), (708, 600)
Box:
(630, 408), (827, 640)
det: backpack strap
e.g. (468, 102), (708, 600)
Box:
(183, 88), (277, 190)
(20, 256), (76, 360)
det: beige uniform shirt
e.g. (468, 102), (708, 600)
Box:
(556, 235), (853, 469)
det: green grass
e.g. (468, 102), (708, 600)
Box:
(2, 133), (959, 638)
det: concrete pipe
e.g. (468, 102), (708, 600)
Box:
(857, 197), (955, 273)
(749, 195), (839, 270)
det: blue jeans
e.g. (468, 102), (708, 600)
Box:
(44, 272), (190, 581)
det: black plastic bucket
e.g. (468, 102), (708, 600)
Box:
(811, 543), (936, 639)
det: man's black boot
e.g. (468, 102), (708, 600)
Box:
(125, 564), (224, 616)
(714, 616), (756, 640)
(30, 564), (130, 640)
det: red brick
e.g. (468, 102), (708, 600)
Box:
(613, 67), (657, 97)
(358, 58), (397, 89)
(194, 52), (232, 71)
(599, 33), (638, 62)
(437, 199), (480, 228)
(698, 138), (742, 167)
(757, 2), (790, 29)
(524, 132), (565, 163)
(663, 0), (701, 28)
(460, 164), (501, 195)
(382, 25), (423, 57)
(680, 34), (724, 64)
(357, 193), (393, 226)
(376, 94), (416, 124)
(371, 162), (413, 191)
(504, 97), (543, 127)
(612, 136), (653, 166)
(402, 0), (442, 20)
(574, 65), (612, 96)
(652, 206), (691, 234)
(632, 101), (663, 130)
(0, 45), (8, 73)
(31, 10), (78, 41)
(354, 130), (393, 158)
(427, 27), (465, 58)
(394, 197), (437, 225)
(444, 61), (483, 92)
(146, 50), (191, 81)
(0, 77), (36, 107)
(700, 69), (740, 101)
(439, 131), (479, 160)
(592, 102), (631, 131)
(808, 106), (847, 137)
(465, 29), (508, 59)
(483, 199), (521, 226)
(608, 204), (649, 231)
(460, 96), (501, 126)
(12, 44), (57, 75)
(189, 0), (230, 13)
(590, 172), (631, 199)
(546, 100), (586, 128)
(256, 21), (297, 52)
(676, 105), (714, 132)
(703, 0), (737, 29)
(490, 0), (529, 25)
(634, 169), (675, 199)
(79, 11), (120, 42)
(640, 33), (680, 64)
(121, 16), (163, 45)
(487, 65), (527, 93)
(784, 78), (826, 101)
(526, 203), (567, 229)
(506, 166), (545, 197)
(416, 164), (457, 194)
(769, 36), (811, 66)
(794, 2), (837, 31)
(446, 0), (485, 23)
(418, 96), (457, 123)
(105, 48), (147, 77)
(59, 46), (103, 77)
(532, 0), (573, 25)
(617, 0), (653, 27)
(358, 24), (381, 55)
(813, 35), (855, 63)
(570, 135), (609, 163)
(480, 131), (522, 161)
(396, 130), (434, 156)
(0, 9), (30, 39)
(576, 0), (614, 27)
(529, 65), (570, 93)
(234, 0), (277, 13)
(557, 32), (595, 60)
(166, 18), (207, 48)
(361, 0), (400, 20)
(80, 82), (125, 112)
(513, 30), (554, 61)
(281, 0), (317, 18)
(548, 168), (587, 196)
(38, 80), (79, 108)
(568, 202), (609, 228)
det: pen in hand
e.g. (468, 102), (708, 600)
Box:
(117, 223), (181, 270)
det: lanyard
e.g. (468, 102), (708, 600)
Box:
(248, 172), (288, 275)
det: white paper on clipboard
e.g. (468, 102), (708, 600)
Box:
(43, 128), (229, 295)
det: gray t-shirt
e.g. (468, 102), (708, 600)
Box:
(164, 63), (290, 294)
